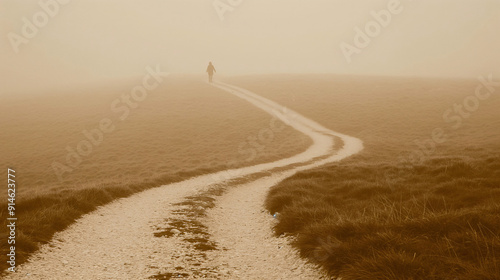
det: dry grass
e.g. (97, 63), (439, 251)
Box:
(0, 75), (311, 271)
(267, 157), (500, 279)
(1, 75), (310, 197)
(227, 75), (500, 279)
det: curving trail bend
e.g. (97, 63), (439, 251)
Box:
(5, 82), (363, 280)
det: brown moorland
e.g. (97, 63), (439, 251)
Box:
(227, 74), (500, 280)
(0, 75), (311, 271)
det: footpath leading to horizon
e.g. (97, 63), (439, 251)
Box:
(4, 81), (363, 279)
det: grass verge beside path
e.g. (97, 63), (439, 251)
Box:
(266, 154), (500, 279)
(0, 77), (311, 273)
(0, 166), (227, 273)
(237, 75), (500, 279)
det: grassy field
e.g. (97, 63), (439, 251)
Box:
(0, 75), (311, 271)
(227, 75), (500, 279)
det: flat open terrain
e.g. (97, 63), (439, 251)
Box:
(2, 74), (498, 279)
(2, 80), (356, 279)
(227, 75), (500, 279)
(0, 76), (311, 270)
(1, 76), (310, 197)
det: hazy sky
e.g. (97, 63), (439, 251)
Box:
(1, 0), (499, 93)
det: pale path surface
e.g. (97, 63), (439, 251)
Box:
(4, 82), (362, 280)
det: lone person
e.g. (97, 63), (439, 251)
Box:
(206, 62), (216, 83)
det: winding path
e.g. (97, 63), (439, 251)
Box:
(5, 82), (363, 280)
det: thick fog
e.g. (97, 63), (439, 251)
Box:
(1, 0), (499, 93)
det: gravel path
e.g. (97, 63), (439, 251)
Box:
(5, 82), (363, 280)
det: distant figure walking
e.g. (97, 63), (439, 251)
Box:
(206, 62), (216, 83)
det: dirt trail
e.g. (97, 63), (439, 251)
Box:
(5, 82), (362, 280)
